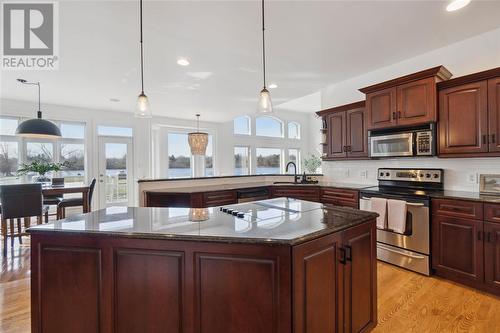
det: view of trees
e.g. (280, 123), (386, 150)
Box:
(0, 143), (18, 177)
(169, 155), (190, 168)
(106, 156), (127, 170)
(257, 153), (280, 167)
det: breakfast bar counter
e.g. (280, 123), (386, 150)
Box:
(28, 198), (378, 333)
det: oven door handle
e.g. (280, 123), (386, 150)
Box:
(406, 202), (425, 207)
(360, 197), (371, 200)
(377, 244), (426, 259)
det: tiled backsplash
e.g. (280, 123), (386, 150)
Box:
(322, 158), (500, 192)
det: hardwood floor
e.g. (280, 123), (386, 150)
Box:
(1, 237), (499, 333)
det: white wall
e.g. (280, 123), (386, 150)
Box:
(314, 27), (500, 191)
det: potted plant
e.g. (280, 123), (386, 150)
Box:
(303, 154), (322, 174)
(17, 161), (67, 183)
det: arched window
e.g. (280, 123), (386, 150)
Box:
(255, 116), (283, 138)
(288, 122), (300, 139)
(233, 116), (251, 135)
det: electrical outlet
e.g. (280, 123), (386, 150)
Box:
(467, 172), (478, 184)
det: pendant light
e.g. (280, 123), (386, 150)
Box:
(135, 0), (152, 118)
(15, 79), (61, 139)
(188, 114), (209, 155)
(257, 0), (273, 114)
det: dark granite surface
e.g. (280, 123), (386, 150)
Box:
(429, 190), (500, 203)
(138, 174), (323, 183)
(28, 198), (378, 245)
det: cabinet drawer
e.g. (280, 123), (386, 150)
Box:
(203, 190), (237, 207)
(432, 199), (483, 220)
(321, 188), (359, 205)
(271, 186), (320, 202)
(485, 204), (500, 223)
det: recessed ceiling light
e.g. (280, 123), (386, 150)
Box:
(110, 98), (120, 102)
(446, 0), (471, 12)
(177, 58), (190, 66)
(269, 83), (278, 89)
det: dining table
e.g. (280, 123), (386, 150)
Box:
(42, 183), (91, 213)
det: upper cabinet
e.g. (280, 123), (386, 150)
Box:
(437, 67), (500, 157)
(360, 66), (452, 130)
(317, 101), (368, 161)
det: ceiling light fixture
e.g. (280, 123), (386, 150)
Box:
(15, 79), (61, 139)
(269, 83), (278, 89)
(134, 0), (152, 118)
(188, 114), (209, 155)
(446, 0), (471, 12)
(257, 0), (273, 114)
(177, 58), (190, 66)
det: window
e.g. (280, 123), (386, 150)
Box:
(205, 135), (214, 176)
(256, 148), (282, 174)
(0, 117), (18, 136)
(256, 116), (283, 138)
(60, 143), (85, 182)
(288, 149), (300, 173)
(288, 122), (300, 139)
(233, 116), (251, 135)
(0, 141), (19, 184)
(61, 123), (85, 139)
(26, 142), (54, 164)
(234, 146), (250, 175)
(98, 126), (133, 137)
(168, 133), (191, 178)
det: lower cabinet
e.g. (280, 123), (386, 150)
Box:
(270, 186), (321, 202)
(321, 187), (359, 208)
(484, 222), (500, 290)
(293, 222), (377, 333)
(432, 199), (500, 296)
(431, 215), (484, 282)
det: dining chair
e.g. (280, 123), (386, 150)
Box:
(0, 184), (48, 257)
(43, 177), (65, 222)
(57, 178), (96, 219)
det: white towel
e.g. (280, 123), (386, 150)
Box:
(370, 197), (387, 230)
(387, 199), (407, 234)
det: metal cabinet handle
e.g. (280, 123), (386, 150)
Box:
(398, 111), (402, 119)
(478, 231), (482, 241)
(339, 247), (346, 265)
(492, 134), (496, 144)
(487, 232), (491, 243)
(482, 135), (488, 144)
(392, 112), (397, 120)
(345, 245), (352, 261)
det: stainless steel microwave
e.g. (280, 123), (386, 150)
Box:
(368, 124), (436, 158)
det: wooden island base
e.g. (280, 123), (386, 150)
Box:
(31, 220), (376, 333)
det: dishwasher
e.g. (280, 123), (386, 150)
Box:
(236, 188), (270, 203)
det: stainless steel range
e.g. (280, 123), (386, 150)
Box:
(359, 168), (444, 275)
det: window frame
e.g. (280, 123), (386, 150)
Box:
(233, 115), (252, 136)
(255, 116), (284, 138)
(288, 122), (301, 140)
(233, 146), (251, 175)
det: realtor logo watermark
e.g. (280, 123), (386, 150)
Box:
(1, 2), (59, 70)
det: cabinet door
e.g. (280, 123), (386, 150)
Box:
(326, 112), (347, 158)
(432, 215), (484, 282)
(293, 232), (342, 333)
(366, 87), (397, 129)
(485, 222), (500, 292)
(397, 78), (436, 126)
(346, 107), (368, 158)
(438, 81), (488, 155)
(341, 222), (377, 333)
(488, 77), (500, 152)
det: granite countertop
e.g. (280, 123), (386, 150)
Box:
(28, 198), (378, 245)
(145, 181), (372, 194)
(429, 190), (500, 203)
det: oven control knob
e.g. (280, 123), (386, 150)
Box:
(425, 174), (431, 178)
(385, 172), (390, 177)
(232, 211), (239, 216)
(379, 172), (384, 177)
(222, 208), (227, 213)
(237, 212), (245, 218)
(433, 174), (439, 179)
(220, 207), (223, 211)
(227, 209), (234, 214)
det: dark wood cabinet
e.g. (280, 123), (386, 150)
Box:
(484, 222), (500, 291)
(325, 111), (347, 159)
(488, 77), (500, 152)
(432, 214), (484, 283)
(438, 81), (489, 155)
(321, 187), (359, 208)
(437, 67), (500, 157)
(293, 221), (376, 333)
(317, 101), (368, 160)
(432, 199), (500, 296)
(202, 190), (237, 207)
(270, 186), (320, 202)
(360, 66), (452, 130)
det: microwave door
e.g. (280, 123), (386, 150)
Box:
(370, 133), (414, 157)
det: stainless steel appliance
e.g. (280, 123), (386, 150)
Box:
(359, 168), (443, 275)
(369, 123), (436, 158)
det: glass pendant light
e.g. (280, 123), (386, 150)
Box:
(257, 0), (273, 114)
(135, 0), (152, 118)
(188, 114), (209, 155)
(15, 79), (61, 139)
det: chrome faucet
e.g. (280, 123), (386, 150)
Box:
(285, 161), (300, 183)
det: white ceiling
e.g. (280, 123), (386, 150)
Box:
(1, 0), (500, 122)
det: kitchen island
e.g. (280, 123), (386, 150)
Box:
(29, 198), (378, 333)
